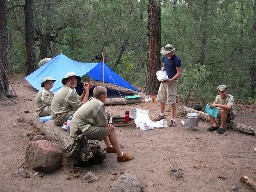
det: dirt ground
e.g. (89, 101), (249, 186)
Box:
(0, 74), (255, 192)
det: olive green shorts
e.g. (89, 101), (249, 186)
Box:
(83, 126), (108, 141)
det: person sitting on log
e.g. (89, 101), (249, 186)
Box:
(35, 77), (56, 117)
(51, 72), (89, 126)
(70, 86), (134, 162)
(207, 85), (236, 134)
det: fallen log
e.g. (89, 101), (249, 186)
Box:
(32, 118), (106, 166)
(180, 105), (255, 135)
(105, 98), (142, 106)
(240, 176), (256, 191)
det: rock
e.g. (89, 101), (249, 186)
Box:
(25, 140), (63, 173)
(110, 173), (144, 192)
(83, 171), (99, 182)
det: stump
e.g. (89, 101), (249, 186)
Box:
(180, 105), (255, 135)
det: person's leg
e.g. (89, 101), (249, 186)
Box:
(160, 101), (166, 114)
(170, 103), (176, 120)
(209, 115), (218, 127)
(106, 131), (123, 157)
(219, 108), (227, 128)
(216, 108), (228, 134)
(207, 115), (219, 131)
(154, 83), (167, 121)
(167, 81), (177, 126)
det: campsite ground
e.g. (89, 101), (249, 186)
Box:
(0, 74), (255, 192)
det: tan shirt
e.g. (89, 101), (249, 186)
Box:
(70, 98), (107, 137)
(35, 88), (54, 116)
(214, 94), (236, 115)
(51, 85), (82, 117)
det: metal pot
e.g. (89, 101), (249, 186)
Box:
(186, 112), (199, 128)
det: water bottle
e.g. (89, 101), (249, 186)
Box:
(125, 111), (129, 123)
(66, 116), (72, 133)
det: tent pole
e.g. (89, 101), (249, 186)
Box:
(102, 51), (105, 84)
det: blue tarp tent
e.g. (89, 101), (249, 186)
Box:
(25, 54), (138, 93)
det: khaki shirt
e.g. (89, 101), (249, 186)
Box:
(70, 98), (107, 137)
(214, 94), (236, 115)
(35, 88), (54, 116)
(51, 85), (82, 117)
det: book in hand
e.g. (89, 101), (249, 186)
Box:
(205, 104), (219, 118)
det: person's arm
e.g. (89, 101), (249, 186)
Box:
(210, 103), (232, 110)
(161, 63), (165, 71)
(164, 67), (182, 83)
(80, 83), (90, 104)
(211, 95), (233, 110)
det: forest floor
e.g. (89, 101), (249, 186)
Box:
(0, 74), (255, 192)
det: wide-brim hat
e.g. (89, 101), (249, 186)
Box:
(160, 44), (176, 55)
(217, 85), (227, 91)
(42, 77), (56, 83)
(62, 72), (81, 85)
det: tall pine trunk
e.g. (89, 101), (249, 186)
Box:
(146, 0), (161, 95)
(25, 0), (36, 75)
(250, 0), (256, 98)
(0, 0), (10, 98)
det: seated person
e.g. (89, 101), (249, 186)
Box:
(207, 85), (236, 134)
(51, 72), (89, 126)
(70, 86), (134, 162)
(75, 81), (84, 96)
(35, 77), (56, 117)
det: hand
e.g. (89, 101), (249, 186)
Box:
(83, 82), (90, 93)
(107, 123), (115, 131)
(210, 103), (217, 108)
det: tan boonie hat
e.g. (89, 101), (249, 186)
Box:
(217, 85), (227, 91)
(62, 72), (81, 85)
(42, 77), (56, 83)
(160, 44), (176, 55)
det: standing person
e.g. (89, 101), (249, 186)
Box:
(70, 86), (134, 162)
(207, 85), (236, 134)
(35, 77), (56, 117)
(51, 72), (90, 126)
(153, 44), (182, 126)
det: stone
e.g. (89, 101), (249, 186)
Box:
(25, 140), (63, 173)
(110, 173), (144, 192)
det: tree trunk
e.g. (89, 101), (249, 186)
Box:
(249, 0), (256, 99)
(197, 0), (208, 65)
(0, 0), (10, 97)
(25, 0), (36, 75)
(145, 0), (161, 95)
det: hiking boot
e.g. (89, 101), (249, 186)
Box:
(153, 115), (165, 121)
(217, 128), (225, 134)
(117, 153), (134, 162)
(207, 126), (219, 132)
(105, 147), (116, 153)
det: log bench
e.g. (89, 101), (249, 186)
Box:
(32, 118), (106, 166)
(180, 105), (255, 135)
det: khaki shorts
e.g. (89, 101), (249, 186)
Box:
(53, 111), (75, 126)
(39, 106), (51, 117)
(157, 81), (177, 104)
(82, 126), (108, 141)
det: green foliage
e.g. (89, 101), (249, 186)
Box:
(178, 63), (212, 104)
(4, 0), (256, 102)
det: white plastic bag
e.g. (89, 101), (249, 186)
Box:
(156, 71), (169, 81)
(134, 109), (153, 131)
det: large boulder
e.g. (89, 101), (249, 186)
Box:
(25, 140), (63, 173)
